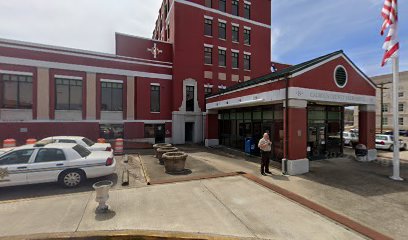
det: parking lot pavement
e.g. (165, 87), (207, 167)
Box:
(0, 176), (367, 240)
(0, 155), (145, 202)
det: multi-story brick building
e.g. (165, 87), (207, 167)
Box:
(0, 0), (272, 145)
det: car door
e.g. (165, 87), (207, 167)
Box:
(27, 148), (67, 184)
(0, 149), (35, 187)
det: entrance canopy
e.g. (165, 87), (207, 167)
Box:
(206, 50), (376, 110)
(205, 51), (377, 175)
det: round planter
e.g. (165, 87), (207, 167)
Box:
(162, 151), (188, 174)
(157, 147), (178, 165)
(153, 143), (172, 158)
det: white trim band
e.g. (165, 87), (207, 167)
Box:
(0, 70), (33, 76)
(204, 15), (214, 20)
(204, 44), (214, 48)
(101, 79), (123, 83)
(244, 51), (251, 55)
(244, 26), (252, 30)
(218, 46), (227, 51)
(55, 75), (83, 80)
(150, 83), (160, 86)
(231, 49), (240, 53)
(218, 19), (227, 23)
(232, 23), (240, 27)
(0, 56), (173, 80)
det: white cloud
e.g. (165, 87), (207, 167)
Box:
(0, 0), (163, 53)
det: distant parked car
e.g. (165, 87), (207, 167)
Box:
(375, 134), (407, 151)
(343, 131), (359, 147)
(0, 141), (115, 188)
(41, 136), (112, 152)
(382, 130), (408, 137)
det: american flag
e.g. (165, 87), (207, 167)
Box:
(381, 0), (399, 66)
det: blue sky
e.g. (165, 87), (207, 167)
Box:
(0, 0), (405, 77)
(272, 0), (407, 76)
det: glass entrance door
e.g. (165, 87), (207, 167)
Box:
(307, 124), (327, 160)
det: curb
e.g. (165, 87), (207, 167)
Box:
(149, 172), (243, 185)
(134, 154), (151, 185)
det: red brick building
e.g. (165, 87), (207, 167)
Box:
(0, 0), (272, 145)
(0, 0), (376, 175)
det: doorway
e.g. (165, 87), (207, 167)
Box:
(185, 122), (194, 142)
(307, 124), (327, 160)
(155, 124), (165, 143)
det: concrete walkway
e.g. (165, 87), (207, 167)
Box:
(0, 176), (365, 240)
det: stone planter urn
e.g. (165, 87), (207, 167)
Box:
(153, 143), (172, 158)
(157, 147), (178, 165)
(93, 180), (113, 213)
(162, 151), (188, 174)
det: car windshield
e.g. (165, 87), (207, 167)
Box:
(82, 137), (95, 146)
(72, 144), (91, 158)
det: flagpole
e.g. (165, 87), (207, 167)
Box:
(390, 56), (403, 181)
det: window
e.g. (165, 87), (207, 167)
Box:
(35, 149), (66, 162)
(144, 124), (155, 138)
(232, 52), (239, 69)
(204, 47), (212, 64)
(399, 103), (404, 112)
(218, 22), (226, 40)
(382, 117), (388, 125)
(399, 117), (404, 126)
(219, 0), (226, 12)
(82, 138), (95, 147)
(55, 78), (82, 110)
(99, 124), (124, 139)
(1, 74), (33, 109)
(232, 26), (239, 42)
(381, 104), (389, 112)
(186, 86), (195, 112)
(244, 54), (251, 70)
(204, 18), (213, 36)
(101, 81), (123, 111)
(399, 92), (404, 97)
(150, 85), (160, 112)
(244, 28), (251, 45)
(244, 3), (250, 19)
(218, 49), (226, 67)
(205, 87), (212, 95)
(232, 0), (239, 16)
(73, 144), (91, 158)
(205, 0), (212, 7)
(0, 149), (34, 165)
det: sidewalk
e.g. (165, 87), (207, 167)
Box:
(0, 176), (366, 240)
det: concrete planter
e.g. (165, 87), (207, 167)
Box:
(162, 151), (188, 174)
(157, 147), (178, 165)
(93, 180), (113, 213)
(153, 143), (172, 158)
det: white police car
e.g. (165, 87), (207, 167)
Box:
(0, 141), (116, 188)
(40, 136), (112, 152)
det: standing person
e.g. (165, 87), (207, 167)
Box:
(258, 133), (272, 175)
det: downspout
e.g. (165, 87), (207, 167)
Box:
(283, 74), (290, 175)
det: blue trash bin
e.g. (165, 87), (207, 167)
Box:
(245, 137), (253, 154)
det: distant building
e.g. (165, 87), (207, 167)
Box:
(353, 71), (408, 131)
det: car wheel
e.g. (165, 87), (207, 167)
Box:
(59, 170), (84, 188)
(389, 144), (394, 152)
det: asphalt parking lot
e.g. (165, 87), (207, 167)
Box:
(0, 155), (145, 202)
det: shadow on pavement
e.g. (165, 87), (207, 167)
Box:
(0, 173), (119, 202)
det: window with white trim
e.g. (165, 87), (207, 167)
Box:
(399, 103), (404, 112)
(55, 78), (82, 110)
(232, 52), (239, 69)
(382, 117), (388, 125)
(218, 22), (226, 40)
(244, 3), (250, 19)
(204, 47), (212, 64)
(232, 26), (239, 42)
(244, 54), (251, 70)
(205, 0), (212, 8)
(399, 117), (404, 126)
(150, 85), (160, 112)
(1, 74), (33, 109)
(398, 92), (404, 97)
(186, 86), (195, 112)
(205, 87), (212, 95)
(219, 0), (226, 12)
(244, 28), (251, 45)
(232, 0), (239, 16)
(101, 81), (123, 111)
(381, 103), (389, 112)
(204, 18), (213, 36)
(218, 49), (226, 67)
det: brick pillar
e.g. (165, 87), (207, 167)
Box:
(359, 105), (377, 161)
(205, 111), (219, 147)
(284, 99), (309, 175)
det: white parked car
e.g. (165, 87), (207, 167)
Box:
(343, 131), (358, 146)
(41, 136), (112, 152)
(0, 141), (116, 188)
(375, 134), (407, 151)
